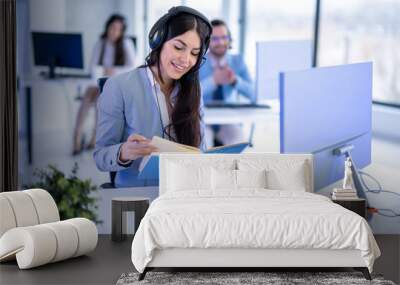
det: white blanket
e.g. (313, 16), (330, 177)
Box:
(131, 190), (380, 273)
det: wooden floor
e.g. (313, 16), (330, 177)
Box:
(0, 235), (398, 285)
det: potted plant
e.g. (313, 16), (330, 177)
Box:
(25, 163), (101, 224)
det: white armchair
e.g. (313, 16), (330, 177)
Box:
(0, 189), (98, 269)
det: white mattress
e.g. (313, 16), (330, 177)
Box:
(131, 190), (380, 273)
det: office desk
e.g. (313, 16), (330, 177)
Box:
(203, 108), (278, 125)
(203, 100), (279, 125)
(203, 100), (280, 145)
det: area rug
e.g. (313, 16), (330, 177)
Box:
(116, 271), (396, 285)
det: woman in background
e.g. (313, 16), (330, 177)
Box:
(73, 14), (136, 155)
(94, 6), (211, 187)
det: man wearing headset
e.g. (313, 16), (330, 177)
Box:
(200, 19), (254, 147)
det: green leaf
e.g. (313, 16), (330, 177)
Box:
(24, 164), (100, 224)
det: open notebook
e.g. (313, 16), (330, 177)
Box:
(138, 136), (249, 180)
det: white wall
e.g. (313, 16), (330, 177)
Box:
(65, 0), (115, 72)
(29, 0), (140, 73)
(30, 0), (66, 31)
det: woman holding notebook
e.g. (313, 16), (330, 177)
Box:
(94, 7), (212, 187)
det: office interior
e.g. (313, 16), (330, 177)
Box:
(1, 0), (399, 284)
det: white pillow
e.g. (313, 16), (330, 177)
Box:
(167, 162), (211, 191)
(211, 169), (268, 191)
(238, 159), (310, 191)
(236, 169), (267, 189)
(212, 169), (237, 190)
(266, 162), (307, 191)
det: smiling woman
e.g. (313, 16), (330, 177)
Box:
(93, 6), (212, 188)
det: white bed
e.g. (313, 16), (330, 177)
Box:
(131, 153), (380, 280)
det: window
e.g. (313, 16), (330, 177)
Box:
(185, 0), (240, 52)
(184, 0), (223, 20)
(148, 0), (182, 29)
(319, 0), (400, 105)
(143, 1), (240, 58)
(245, 0), (315, 77)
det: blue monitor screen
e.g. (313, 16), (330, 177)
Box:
(32, 32), (84, 69)
(280, 62), (373, 191)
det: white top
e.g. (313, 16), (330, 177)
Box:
(90, 37), (136, 80)
(146, 67), (179, 140)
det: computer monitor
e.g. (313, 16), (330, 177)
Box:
(279, 62), (373, 200)
(32, 32), (84, 78)
(256, 40), (312, 102)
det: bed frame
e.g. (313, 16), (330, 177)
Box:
(138, 248), (371, 280)
(138, 154), (372, 281)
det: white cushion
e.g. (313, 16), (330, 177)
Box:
(0, 226), (57, 269)
(1, 192), (39, 227)
(167, 162), (212, 191)
(24, 189), (60, 223)
(211, 169), (268, 192)
(159, 154), (237, 195)
(236, 169), (267, 189)
(65, 218), (98, 257)
(0, 189), (98, 269)
(42, 221), (79, 262)
(266, 163), (307, 191)
(212, 169), (237, 190)
(238, 159), (310, 191)
(0, 196), (17, 237)
(0, 218), (97, 269)
(0, 189), (60, 236)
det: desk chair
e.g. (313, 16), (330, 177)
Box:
(97, 77), (117, 189)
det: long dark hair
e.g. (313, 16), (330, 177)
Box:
(144, 13), (210, 147)
(99, 14), (126, 66)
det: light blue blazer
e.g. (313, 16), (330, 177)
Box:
(93, 67), (205, 188)
(199, 53), (255, 103)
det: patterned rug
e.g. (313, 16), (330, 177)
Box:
(116, 271), (396, 285)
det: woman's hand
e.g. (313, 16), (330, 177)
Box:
(119, 134), (158, 163)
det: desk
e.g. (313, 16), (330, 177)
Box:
(203, 100), (279, 125)
(203, 100), (280, 145)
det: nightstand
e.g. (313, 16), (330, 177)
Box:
(332, 198), (366, 219)
(112, 197), (149, 242)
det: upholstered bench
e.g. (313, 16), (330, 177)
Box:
(0, 189), (98, 269)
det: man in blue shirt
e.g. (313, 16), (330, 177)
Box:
(200, 19), (254, 146)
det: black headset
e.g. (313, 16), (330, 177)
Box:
(148, 6), (212, 55)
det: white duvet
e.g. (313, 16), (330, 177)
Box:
(131, 190), (380, 273)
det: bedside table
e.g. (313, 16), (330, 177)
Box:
(332, 198), (366, 219)
(112, 197), (149, 242)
